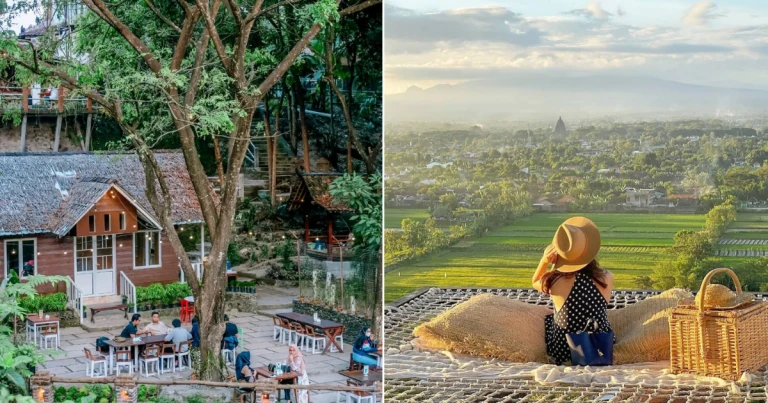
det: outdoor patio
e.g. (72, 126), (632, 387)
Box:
(384, 287), (768, 402)
(36, 310), (357, 403)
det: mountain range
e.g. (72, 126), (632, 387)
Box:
(385, 74), (768, 122)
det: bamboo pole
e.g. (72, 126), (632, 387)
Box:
(48, 377), (377, 392)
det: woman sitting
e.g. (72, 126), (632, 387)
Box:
(352, 326), (379, 368)
(235, 351), (254, 382)
(531, 217), (614, 365)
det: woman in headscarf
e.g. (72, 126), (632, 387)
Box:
(352, 326), (379, 368)
(285, 344), (309, 403)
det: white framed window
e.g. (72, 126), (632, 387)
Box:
(75, 235), (115, 273)
(104, 215), (111, 232)
(5, 239), (37, 279)
(119, 213), (126, 230)
(88, 215), (95, 232)
(134, 230), (161, 268)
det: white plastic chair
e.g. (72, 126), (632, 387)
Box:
(279, 318), (293, 345)
(114, 349), (133, 375)
(304, 326), (326, 355)
(338, 381), (376, 403)
(38, 324), (59, 350)
(290, 323), (306, 347)
(160, 344), (176, 374)
(83, 348), (107, 378)
(139, 344), (160, 378)
(221, 348), (235, 367)
(272, 316), (284, 341)
(177, 341), (192, 371)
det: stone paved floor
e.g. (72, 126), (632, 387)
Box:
(37, 311), (371, 403)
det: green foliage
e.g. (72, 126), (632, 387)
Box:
(227, 242), (245, 267)
(648, 199), (737, 289)
(144, 283), (165, 304)
(136, 283), (191, 306)
(18, 292), (68, 313)
(329, 173), (382, 253)
(1, 387), (37, 402)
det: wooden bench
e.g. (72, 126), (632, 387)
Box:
(90, 304), (128, 323)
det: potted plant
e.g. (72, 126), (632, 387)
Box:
(121, 295), (128, 305)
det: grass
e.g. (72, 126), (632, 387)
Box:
(384, 213), (705, 302)
(385, 208), (431, 229)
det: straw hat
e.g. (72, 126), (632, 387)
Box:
(552, 216), (601, 273)
(695, 284), (754, 309)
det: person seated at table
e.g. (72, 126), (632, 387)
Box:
(143, 311), (169, 336)
(165, 319), (192, 351)
(120, 314), (150, 338)
(190, 315), (200, 348)
(285, 344), (309, 403)
(221, 314), (239, 351)
(235, 351), (254, 383)
(352, 327), (378, 368)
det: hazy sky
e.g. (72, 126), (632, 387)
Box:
(385, 1), (768, 94)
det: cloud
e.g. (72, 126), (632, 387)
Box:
(384, 4), (543, 55)
(683, 1), (724, 26)
(566, 2), (612, 20)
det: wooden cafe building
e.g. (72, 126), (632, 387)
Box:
(0, 151), (206, 302)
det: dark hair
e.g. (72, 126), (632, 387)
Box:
(224, 314), (229, 322)
(172, 319), (181, 328)
(151, 311), (159, 317)
(360, 326), (370, 334)
(540, 260), (608, 294)
(131, 314), (141, 322)
(192, 317), (199, 324)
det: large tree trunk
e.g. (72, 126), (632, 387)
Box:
(264, 112), (276, 205)
(298, 86), (311, 172)
(372, 249), (383, 340)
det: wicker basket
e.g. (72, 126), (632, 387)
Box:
(669, 268), (768, 380)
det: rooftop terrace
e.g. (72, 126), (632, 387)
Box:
(384, 287), (768, 403)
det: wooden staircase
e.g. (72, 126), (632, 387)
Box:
(245, 136), (296, 180)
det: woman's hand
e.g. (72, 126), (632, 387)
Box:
(541, 244), (558, 265)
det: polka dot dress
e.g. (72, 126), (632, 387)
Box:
(544, 271), (613, 365)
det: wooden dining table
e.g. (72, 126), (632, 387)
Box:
(252, 366), (299, 402)
(26, 314), (60, 349)
(340, 369), (382, 386)
(276, 312), (345, 354)
(103, 334), (167, 373)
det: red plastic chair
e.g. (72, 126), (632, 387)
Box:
(180, 299), (194, 323)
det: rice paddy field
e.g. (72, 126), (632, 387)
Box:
(384, 208), (432, 229)
(385, 213), (707, 302)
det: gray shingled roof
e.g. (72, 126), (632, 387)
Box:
(0, 151), (205, 236)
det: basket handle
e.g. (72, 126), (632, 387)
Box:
(697, 268), (742, 312)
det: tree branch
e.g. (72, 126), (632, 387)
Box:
(82, 0), (164, 73)
(145, 0), (182, 33)
(244, 0), (301, 24)
(254, 0), (380, 100)
(192, 0), (233, 74)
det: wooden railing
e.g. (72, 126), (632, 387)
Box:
(30, 372), (380, 402)
(179, 262), (204, 283)
(65, 276), (83, 325)
(119, 272), (137, 314)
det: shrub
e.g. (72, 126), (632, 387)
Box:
(18, 292), (68, 313)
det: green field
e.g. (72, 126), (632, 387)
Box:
(385, 213), (707, 302)
(384, 208), (431, 229)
